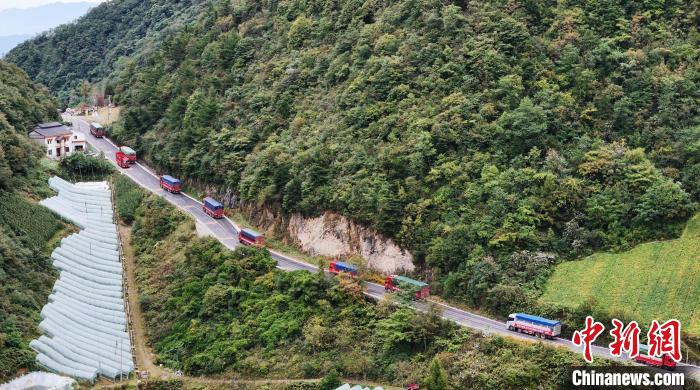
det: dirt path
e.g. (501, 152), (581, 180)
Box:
(119, 223), (169, 379)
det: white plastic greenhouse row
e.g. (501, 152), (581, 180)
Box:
(40, 177), (114, 229)
(33, 177), (133, 382)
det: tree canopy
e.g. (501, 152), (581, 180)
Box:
(108, 0), (698, 315)
(8, 0), (700, 318)
(0, 60), (57, 190)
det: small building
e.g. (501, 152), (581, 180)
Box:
(29, 122), (87, 159)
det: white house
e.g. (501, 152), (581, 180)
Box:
(29, 122), (87, 159)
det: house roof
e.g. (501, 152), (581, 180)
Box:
(37, 122), (63, 128)
(32, 122), (71, 137)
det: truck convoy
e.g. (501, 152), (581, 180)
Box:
(119, 146), (137, 163)
(90, 122), (105, 137)
(506, 313), (561, 339)
(159, 175), (182, 193)
(202, 197), (224, 219)
(635, 344), (677, 370)
(384, 275), (430, 300)
(328, 261), (358, 276)
(239, 228), (265, 247)
(115, 151), (130, 168)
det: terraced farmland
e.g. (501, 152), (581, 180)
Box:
(0, 192), (63, 249)
(541, 214), (700, 336)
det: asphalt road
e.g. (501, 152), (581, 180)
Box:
(68, 115), (699, 377)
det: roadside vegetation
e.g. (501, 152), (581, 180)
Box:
(114, 175), (145, 224)
(58, 152), (113, 182)
(117, 176), (611, 388)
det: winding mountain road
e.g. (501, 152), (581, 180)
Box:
(67, 115), (700, 378)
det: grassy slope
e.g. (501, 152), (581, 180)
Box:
(541, 214), (700, 336)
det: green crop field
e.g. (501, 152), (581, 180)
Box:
(0, 192), (63, 250)
(541, 214), (700, 336)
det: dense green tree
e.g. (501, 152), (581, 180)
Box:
(423, 358), (449, 390)
(0, 61), (57, 190)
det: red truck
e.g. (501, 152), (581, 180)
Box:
(116, 151), (130, 168)
(384, 275), (430, 300)
(328, 261), (358, 276)
(119, 146), (137, 163)
(239, 228), (265, 247)
(202, 197), (224, 219)
(160, 175), (181, 193)
(90, 122), (105, 137)
(635, 345), (677, 370)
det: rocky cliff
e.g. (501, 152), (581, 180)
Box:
(239, 203), (415, 274)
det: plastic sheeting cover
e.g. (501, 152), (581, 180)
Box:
(32, 177), (133, 381)
(0, 371), (77, 390)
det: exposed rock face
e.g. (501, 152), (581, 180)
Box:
(287, 212), (415, 274)
(237, 202), (415, 274)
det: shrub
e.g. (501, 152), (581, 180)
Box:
(114, 175), (144, 224)
(59, 152), (112, 180)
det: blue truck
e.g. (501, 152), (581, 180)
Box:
(506, 313), (561, 339)
(328, 261), (358, 276)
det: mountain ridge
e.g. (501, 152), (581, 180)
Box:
(0, 34), (33, 57)
(0, 2), (98, 36)
(5, 0), (205, 105)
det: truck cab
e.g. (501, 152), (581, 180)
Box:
(115, 151), (129, 168)
(202, 197), (224, 219)
(119, 146), (137, 163)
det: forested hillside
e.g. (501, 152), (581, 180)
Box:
(120, 175), (604, 388)
(0, 60), (64, 380)
(5, 0), (206, 106)
(109, 0), (699, 316)
(8, 0), (700, 321)
(0, 60), (57, 190)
